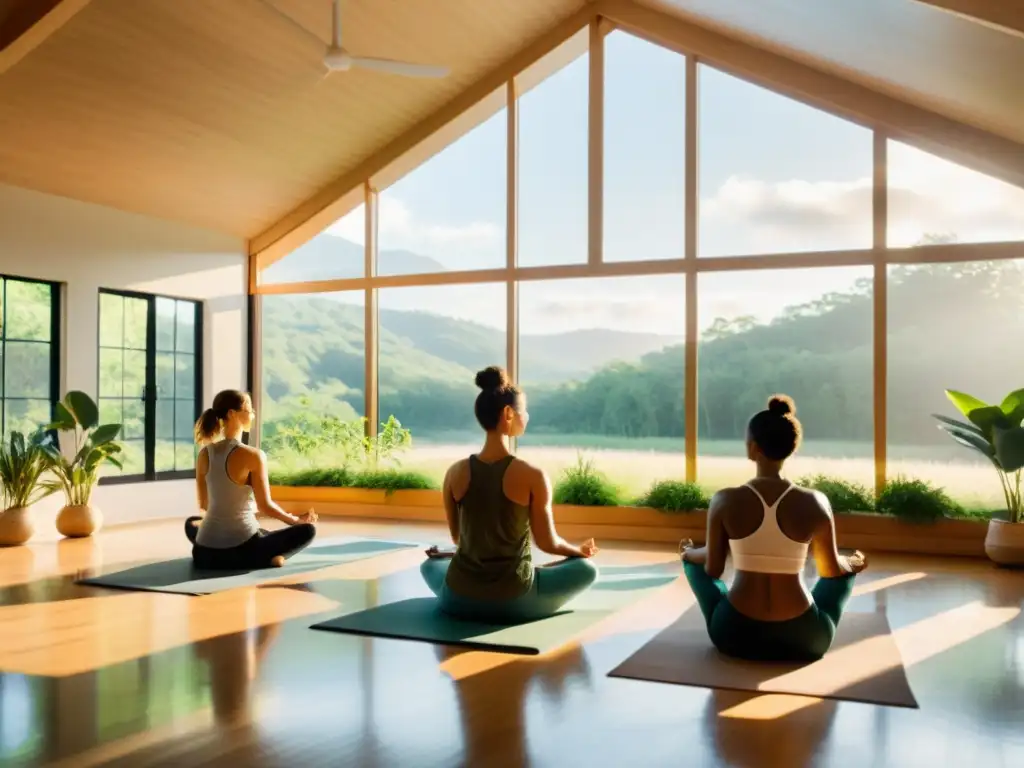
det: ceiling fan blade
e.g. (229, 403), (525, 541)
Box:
(349, 57), (450, 78)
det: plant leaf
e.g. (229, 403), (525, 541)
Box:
(932, 414), (986, 438)
(999, 388), (1024, 426)
(64, 391), (99, 430)
(945, 390), (989, 419)
(938, 423), (996, 458)
(964, 405), (1013, 439)
(994, 426), (1024, 473)
(47, 402), (76, 432)
(89, 423), (121, 446)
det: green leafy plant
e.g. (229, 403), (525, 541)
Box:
(876, 476), (963, 523)
(637, 480), (708, 513)
(363, 415), (412, 470)
(553, 453), (623, 507)
(349, 469), (436, 493)
(933, 388), (1024, 523)
(797, 474), (875, 513)
(269, 466), (437, 493)
(43, 391), (123, 506)
(0, 430), (57, 509)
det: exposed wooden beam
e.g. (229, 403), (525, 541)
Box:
(0, 0), (92, 76)
(595, 0), (1024, 192)
(255, 239), (1024, 295)
(250, 4), (595, 266)
(912, 0), (1024, 39)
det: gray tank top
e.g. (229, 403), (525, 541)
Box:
(195, 439), (260, 549)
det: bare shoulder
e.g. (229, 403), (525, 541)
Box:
(445, 458), (471, 482)
(509, 456), (547, 484)
(232, 443), (264, 467)
(709, 485), (746, 507)
(793, 484), (834, 514)
(196, 445), (209, 470)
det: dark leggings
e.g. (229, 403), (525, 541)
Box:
(185, 516), (316, 571)
(683, 561), (856, 662)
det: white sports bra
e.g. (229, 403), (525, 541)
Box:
(729, 482), (809, 575)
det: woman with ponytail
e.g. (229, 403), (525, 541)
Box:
(680, 394), (868, 661)
(186, 389), (318, 569)
(420, 366), (599, 623)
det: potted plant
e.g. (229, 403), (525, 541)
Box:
(43, 391), (124, 538)
(0, 430), (57, 546)
(934, 388), (1024, 565)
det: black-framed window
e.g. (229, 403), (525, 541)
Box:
(0, 276), (60, 438)
(98, 290), (202, 483)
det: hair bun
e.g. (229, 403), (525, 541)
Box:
(475, 366), (510, 392)
(767, 394), (795, 417)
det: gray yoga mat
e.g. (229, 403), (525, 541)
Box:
(77, 537), (420, 596)
(608, 606), (918, 708)
(310, 561), (680, 655)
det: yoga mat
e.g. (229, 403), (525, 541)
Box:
(608, 607), (918, 708)
(310, 561), (679, 655)
(77, 537), (420, 596)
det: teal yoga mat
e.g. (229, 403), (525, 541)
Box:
(310, 562), (680, 654)
(77, 537), (420, 596)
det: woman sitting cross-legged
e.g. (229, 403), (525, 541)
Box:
(420, 366), (600, 624)
(186, 389), (318, 570)
(681, 394), (868, 662)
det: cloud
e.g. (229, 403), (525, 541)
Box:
(701, 149), (1024, 254)
(325, 197), (501, 257)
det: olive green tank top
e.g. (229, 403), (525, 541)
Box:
(444, 455), (534, 601)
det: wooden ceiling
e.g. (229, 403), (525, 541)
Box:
(0, 0), (1022, 245)
(0, 0), (586, 237)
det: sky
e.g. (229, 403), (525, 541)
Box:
(279, 30), (1024, 336)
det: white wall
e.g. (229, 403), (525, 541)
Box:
(0, 183), (248, 529)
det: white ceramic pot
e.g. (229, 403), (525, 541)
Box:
(56, 504), (103, 538)
(984, 519), (1024, 567)
(0, 506), (34, 546)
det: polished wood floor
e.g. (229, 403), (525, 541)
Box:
(0, 519), (1022, 767)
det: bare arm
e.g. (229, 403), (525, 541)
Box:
(195, 447), (209, 512)
(249, 450), (301, 525)
(810, 492), (865, 578)
(529, 470), (588, 558)
(683, 491), (729, 579)
(442, 465), (460, 546)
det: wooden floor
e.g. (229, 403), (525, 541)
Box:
(0, 519), (1022, 767)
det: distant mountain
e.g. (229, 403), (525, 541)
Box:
(261, 293), (681, 404)
(261, 235), (446, 283)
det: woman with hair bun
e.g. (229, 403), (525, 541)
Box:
(186, 389), (318, 570)
(681, 394), (868, 661)
(420, 366), (599, 623)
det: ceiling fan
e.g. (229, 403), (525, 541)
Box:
(259, 0), (450, 79)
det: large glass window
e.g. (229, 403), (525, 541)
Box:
(253, 23), (1024, 526)
(98, 290), (201, 482)
(378, 111), (506, 275)
(518, 42), (589, 267)
(377, 284), (506, 479)
(518, 276), (686, 497)
(260, 204), (366, 285)
(697, 267), (873, 491)
(259, 291), (365, 473)
(699, 66), (873, 258)
(0, 277), (58, 439)
(887, 141), (1024, 248)
(887, 259), (1024, 510)
(604, 31), (685, 262)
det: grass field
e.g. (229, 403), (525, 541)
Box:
(267, 435), (1005, 510)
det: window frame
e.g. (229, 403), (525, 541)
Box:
(97, 288), (203, 485)
(0, 274), (61, 439)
